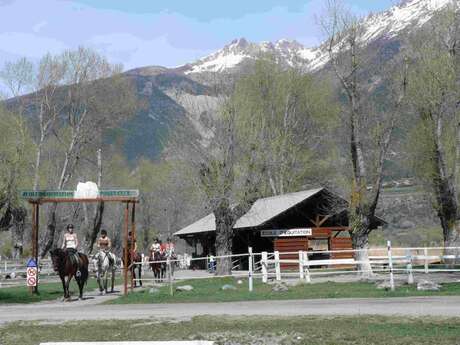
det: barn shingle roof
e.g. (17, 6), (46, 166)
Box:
(174, 188), (325, 236)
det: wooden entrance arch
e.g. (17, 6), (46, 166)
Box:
(21, 190), (139, 296)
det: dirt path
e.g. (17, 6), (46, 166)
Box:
(2, 296), (460, 324)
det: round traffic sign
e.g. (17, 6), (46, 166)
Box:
(27, 268), (37, 276)
(27, 276), (37, 286)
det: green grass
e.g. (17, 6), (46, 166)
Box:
(0, 277), (121, 304)
(1, 315), (460, 345)
(109, 277), (460, 304)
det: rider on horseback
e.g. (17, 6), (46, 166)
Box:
(62, 224), (80, 266)
(62, 224), (78, 251)
(149, 237), (161, 257)
(164, 237), (175, 258)
(96, 229), (116, 266)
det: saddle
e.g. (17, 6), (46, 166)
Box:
(67, 249), (82, 267)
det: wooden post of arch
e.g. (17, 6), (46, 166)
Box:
(123, 201), (130, 296)
(30, 201), (39, 294)
(130, 202), (136, 291)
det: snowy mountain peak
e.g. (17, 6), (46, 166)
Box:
(183, 0), (453, 75)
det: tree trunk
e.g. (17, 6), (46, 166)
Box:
(10, 207), (26, 259)
(40, 203), (57, 258)
(82, 149), (104, 254)
(214, 201), (235, 276)
(82, 202), (104, 254)
(350, 211), (373, 278)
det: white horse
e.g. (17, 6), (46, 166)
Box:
(93, 251), (116, 295)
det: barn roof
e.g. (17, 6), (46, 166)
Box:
(174, 188), (330, 237)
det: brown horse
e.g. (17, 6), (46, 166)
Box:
(149, 251), (166, 283)
(50, 248), (89, 301)
(123, 250), (142, 287)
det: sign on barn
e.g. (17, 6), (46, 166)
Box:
(261, 228), (312, 237)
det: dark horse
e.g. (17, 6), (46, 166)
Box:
(149, 251), (166, 283)
(123, 250), (142, 287)
(50, 248), (89, 301)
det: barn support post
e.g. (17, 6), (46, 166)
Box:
(406, 248), (414, 285)
(274, 251), (281, 281)
(248, 247), (253, 292)
(298, 250), (304, 280)
(261, 251), (268, 283)
(387, 241), (395, 292)
(123, 201), (129, 296)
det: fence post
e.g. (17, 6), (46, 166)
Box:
(274, 251), (281, 281)
(424, 247), (429, 274)
(406, 248), (414, 285)
(298, 250), (304, 280)
(304, 251), (311, 283)
(248, 247), (253, 292)
(261, 251), (268, 283)
(141, 253), (145, 277)
(167, 257), (173, 296)
(387, 240), (395, 291)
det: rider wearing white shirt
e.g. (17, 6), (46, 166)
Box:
(62, 224), (78, 253)
(149, 238), (161, 256)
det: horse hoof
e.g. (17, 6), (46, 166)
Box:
(99, 291), (103, 296)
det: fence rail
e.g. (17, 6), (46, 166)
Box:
(4, 243), (460, 293)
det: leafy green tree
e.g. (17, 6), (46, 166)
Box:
(233, 59), (338, 195)
(0, 107), (34, 258)
(406, 3), (460, 252)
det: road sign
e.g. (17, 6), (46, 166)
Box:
(27, 267), (37, 287)
(27, 258), (37, 267)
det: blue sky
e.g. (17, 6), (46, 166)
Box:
(0, 0), (397, 72)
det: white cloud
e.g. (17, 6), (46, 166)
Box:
(32, 20), (48, 33)
(0, 32), (68, 58)
(87, 33), (211, 69)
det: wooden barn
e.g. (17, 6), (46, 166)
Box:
(174, 188), (385, 268)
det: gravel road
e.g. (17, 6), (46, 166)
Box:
(1, 296), (460, 324)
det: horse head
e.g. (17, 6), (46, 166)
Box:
(49, 248), (65, 272)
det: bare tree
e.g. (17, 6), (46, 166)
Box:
(37, 47), (136, 257)
(80, 148), (105, 254)
(320, 0), (406, 275)
(406, 2), (460, 255)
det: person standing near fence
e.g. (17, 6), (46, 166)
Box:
(208, 254), (216, 273)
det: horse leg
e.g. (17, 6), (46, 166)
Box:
(60, 275), (66, 301)
(110, 267), (115, 292)
(78, 266), (88, 300)
(97, 270), (103, 294)
(104, 268), (109, 294)
(65, 275), (72, 300)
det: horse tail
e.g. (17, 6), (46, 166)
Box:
(78, 253), (90, 286)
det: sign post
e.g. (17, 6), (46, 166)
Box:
(26, 258), (38, 293)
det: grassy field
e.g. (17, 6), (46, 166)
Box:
(109, 277), (460, 304)
(1, 315), (460, 345)
(0, 277), (120, 304)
